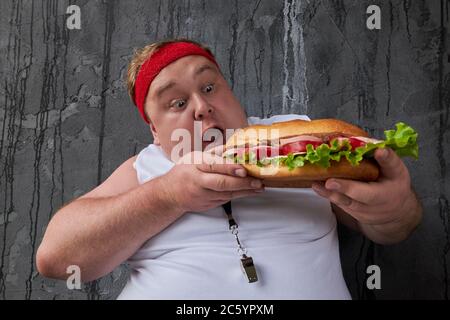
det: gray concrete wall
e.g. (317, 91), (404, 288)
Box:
(0, 0), (449, 299)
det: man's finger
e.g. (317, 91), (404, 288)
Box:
(201, 150), (236, 166)
(323, 178), (383, 206)
(196, 162), (248, 178)
(312, 182), (399, 224)
(311, 182), (367, 212)
(202, 173), (263, 192)
(374, 148), (407, 179)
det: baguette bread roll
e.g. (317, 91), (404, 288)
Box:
(225, 118), (380, 187)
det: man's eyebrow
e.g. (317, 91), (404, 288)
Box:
(155, 81), (176, 98)
(194, 64), (217, 77)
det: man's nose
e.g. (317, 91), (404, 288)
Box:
(193, 94), (214, 120)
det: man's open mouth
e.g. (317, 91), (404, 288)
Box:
(202, 126), (225, 143)
(202, 126), (225, 145)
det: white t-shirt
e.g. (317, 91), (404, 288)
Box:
(117, 114), (351, 300)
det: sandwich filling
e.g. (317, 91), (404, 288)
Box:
(223, 122), (419, 170)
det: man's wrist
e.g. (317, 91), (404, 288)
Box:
(145, 174), (186, 217)
(359, 190), (422, 244)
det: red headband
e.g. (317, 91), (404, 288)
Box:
(133, 42), (219, 124)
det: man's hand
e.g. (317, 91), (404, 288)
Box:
(311, 147), (423, 245)
(162, 149), (265, 213)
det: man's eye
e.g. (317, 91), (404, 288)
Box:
(171, 99), (187, 109)
(203, 84), (214, 93)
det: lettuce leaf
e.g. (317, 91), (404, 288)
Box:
(229, 122), (419, 170)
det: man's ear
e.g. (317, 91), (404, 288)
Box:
(149, 121), (160, 145)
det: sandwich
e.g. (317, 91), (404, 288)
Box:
(223, 119), (418, 188)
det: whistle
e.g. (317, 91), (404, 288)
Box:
(240, 255), (258, 283)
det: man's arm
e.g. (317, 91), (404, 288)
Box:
(37, 152), (264, 282)
(36, 156), (185, 282)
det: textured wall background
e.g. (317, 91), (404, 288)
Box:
(0, 0), (449, 299)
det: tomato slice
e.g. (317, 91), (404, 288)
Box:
(348, 137), (366, 149)
(279, 140), (322, 156)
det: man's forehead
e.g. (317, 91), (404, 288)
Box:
(149, 56), (219, 94)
